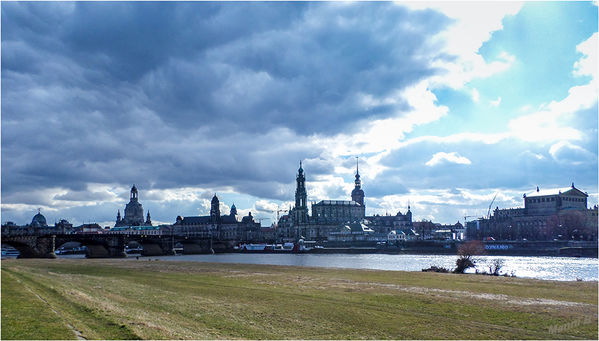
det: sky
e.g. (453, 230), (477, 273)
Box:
(1, 1), (597, 227)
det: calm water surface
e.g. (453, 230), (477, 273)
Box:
(143, 253), (599, 282)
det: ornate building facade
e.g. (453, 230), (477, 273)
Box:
(277, 160), (412, 242)
(173, 194), (260, 243)
(467, 184), (598, 241)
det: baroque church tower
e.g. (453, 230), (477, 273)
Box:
(351, 157), (365, 206)
(293, 161), (308, 224)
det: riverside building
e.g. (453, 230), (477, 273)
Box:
(173, 194), (261, 244)
(277, 160), (413, 242)
(467, 184), (598, 241)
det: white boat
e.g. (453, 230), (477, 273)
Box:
(1, 246), (20, 258)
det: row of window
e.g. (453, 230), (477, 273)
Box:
(516, 220), (546, 227)
(527, 197), (585, 204)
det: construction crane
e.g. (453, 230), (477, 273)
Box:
(256, 217), (270, 225)
(270, 208), (288, 222)
(487, 192), (498, 219)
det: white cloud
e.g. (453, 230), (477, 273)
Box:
(508, 32), (597, 144)
(372, 188), (522, 223)
(405, 2), (522, 89)
(471, 88), (480, 102)
(399, 132), (508, 148)
(425, 152), (471, 167)
(253, 200), (280, 214)
(314, 80), (449, 160)
(549, 141), (596, 164)
(508, 111), (584, 143)
(573, 33), (597, 77)
(490, 96), (501, 107)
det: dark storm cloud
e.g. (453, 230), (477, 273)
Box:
(1, 1), (451, 218)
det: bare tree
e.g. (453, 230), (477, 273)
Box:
(489, 259), (504, 276)
(455, 240), (485, 274)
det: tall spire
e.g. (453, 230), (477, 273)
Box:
(145, 211), (152, 225)
(351, 156), (365, 206)
(354, 157), (361, 188)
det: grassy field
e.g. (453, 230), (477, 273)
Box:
(1, 258), (597, 340)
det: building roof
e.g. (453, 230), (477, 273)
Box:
(314, 200), (360, 206)
(340, 222), (374, 233)
(221, 215), (238, 224)
(181, 216), (212, 224)
(526, 185), (588, 198)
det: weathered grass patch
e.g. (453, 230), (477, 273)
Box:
(2, 259), (597, 339)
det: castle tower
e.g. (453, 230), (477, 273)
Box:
(230, 203), (237, 217)
(210, 194), (221, 223)
(294, 161), (308, 224)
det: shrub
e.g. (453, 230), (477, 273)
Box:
(422, 265), (450, 273)
(454, 240), (485, 274)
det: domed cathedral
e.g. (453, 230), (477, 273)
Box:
(30, 209), (48, 228)
(115, 185), (148, 227)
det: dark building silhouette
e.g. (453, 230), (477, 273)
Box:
(173, 194), (260, 243)
(293, 162), (309, 224)
(351, 158), (365, 206)
(115, 185), (147, 227)
(30, 209), (48, 228)
(277, 160), (412, 242)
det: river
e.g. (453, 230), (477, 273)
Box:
(7, 251), (594, 281)
(135, 253), (598, 282)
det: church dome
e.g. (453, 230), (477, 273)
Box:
(31, 212), (47, 227)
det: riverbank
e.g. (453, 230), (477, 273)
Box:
(2, 259), (597, 340)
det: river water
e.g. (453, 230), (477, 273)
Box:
(138, 253), (599, 282)
(14, 251), (594, 281)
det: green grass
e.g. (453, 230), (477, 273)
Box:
(2, 259), (597, 339)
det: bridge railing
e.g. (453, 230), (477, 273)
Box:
(174, 231), (213, 238)
(2, 227), (61, 237)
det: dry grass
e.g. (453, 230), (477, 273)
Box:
(2, 258), (597, 339)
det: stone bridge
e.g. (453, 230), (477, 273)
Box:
(2, 231), (215, 258)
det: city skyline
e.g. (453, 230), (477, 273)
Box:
(2, 1), (598, 227)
